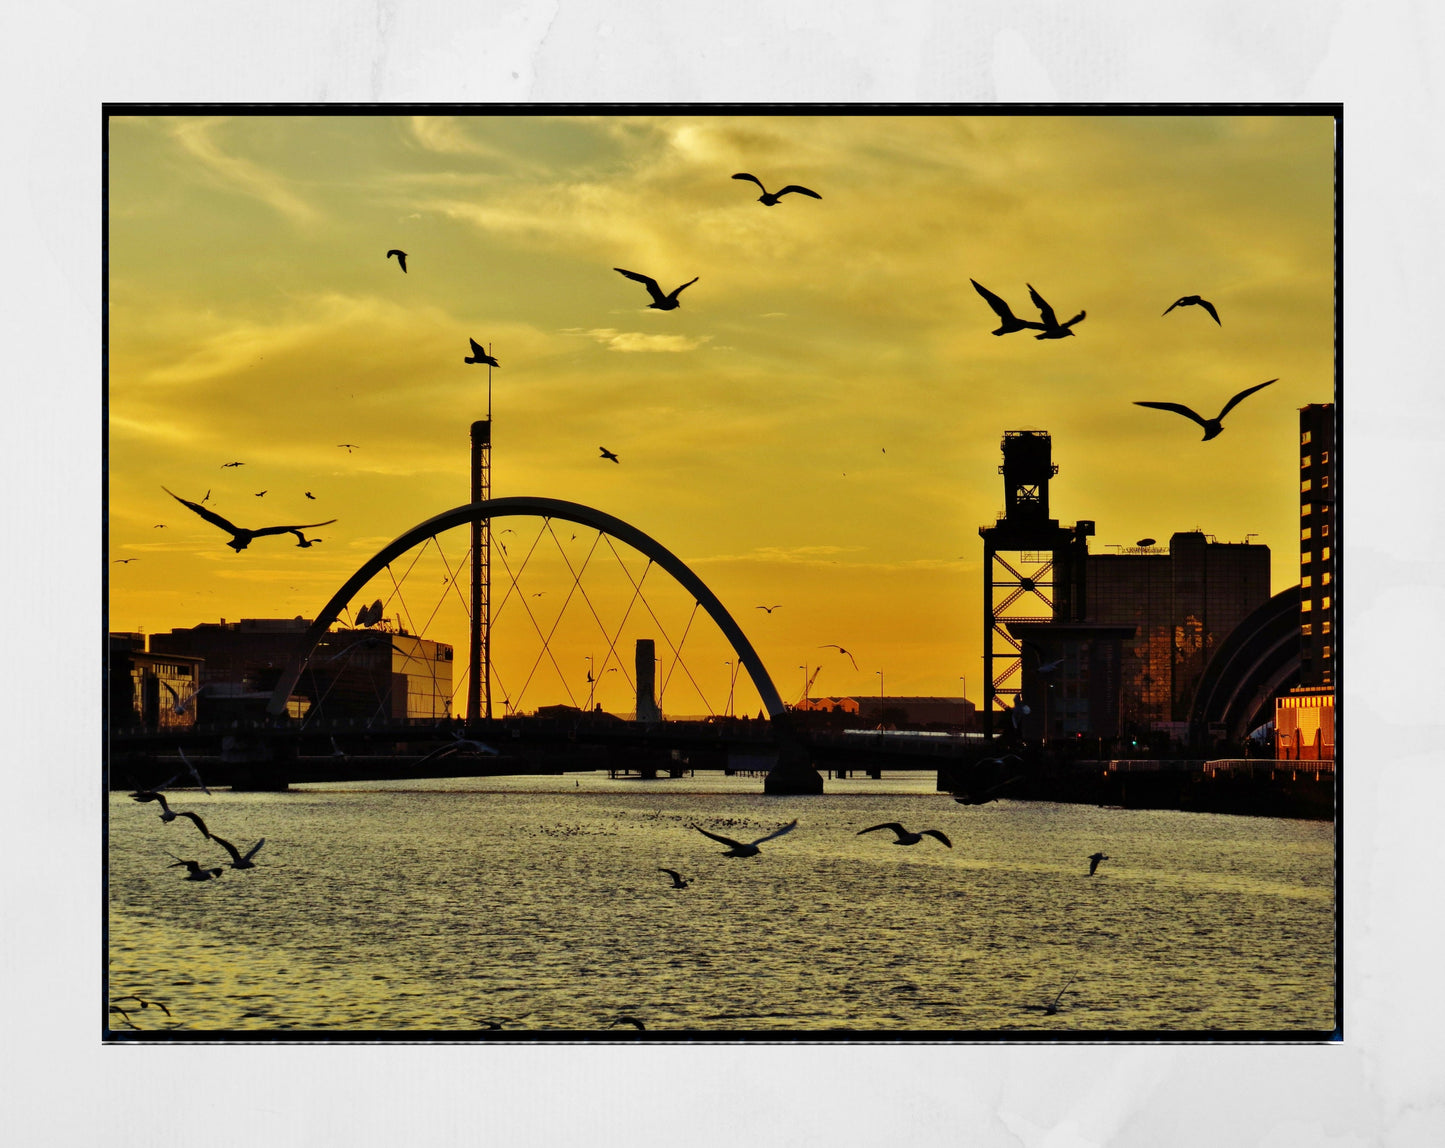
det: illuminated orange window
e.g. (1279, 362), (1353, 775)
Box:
(1322, 572), (1331, 585)
(1322, 596), (1331, 610)
(1302, 575), (1312, 588)
(1301, 600), (1312, 612)
(1302, 503), (1312, 516)
(1322, 621), (1331, 633)
(1301, 528), (1312, 540)
(1322, 547), (1331, 561)
(1302, 623), (1313, 635)
(1302, 552), (1312, 564)
(1323, 646), (1331, 658)
(1302, 431), (1312, 444)
(1321, 525), (1329, 536)
(1321, 451), (1329, 463)
(1301, 455), (1312, 468)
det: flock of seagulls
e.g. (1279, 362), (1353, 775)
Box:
(971, 277), (1277, 440)
(162, 486), (335, 553)
(127, 756), (266, 886)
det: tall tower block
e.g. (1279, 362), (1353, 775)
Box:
(978, 431), (1092, 736)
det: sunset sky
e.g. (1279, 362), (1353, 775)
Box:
(106, 112), (1335, 717)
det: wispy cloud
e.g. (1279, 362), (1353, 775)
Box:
(168, 118), (319, 224)
(567, 327), (712, 353)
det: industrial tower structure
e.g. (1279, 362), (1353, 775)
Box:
(978, 431), (1092, 737)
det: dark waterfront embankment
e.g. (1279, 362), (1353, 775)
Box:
(937, 757), (1334, 821)
(110, 747), (1333, 821)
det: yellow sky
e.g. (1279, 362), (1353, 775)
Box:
(107, 113), (1335, 717)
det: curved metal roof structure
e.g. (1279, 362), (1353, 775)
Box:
(1190, 585), (1302, 740)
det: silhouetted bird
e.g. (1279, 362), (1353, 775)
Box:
(1027, 285), (1086, 339)
(212, 833), (265, 870)
(153, 524), (166, 528)
(290, 531), (322, 548)
(1133, 379), (1277, 441)
(1162, 295), (1220, 325)
(1136, 537), (1156, 547)
(659, 868), (690, 889)
(253, 490), (267, 497)
(614, 268), (698, 310)
(819, 644), (858, 670)
(731, 172), (822, 206)
(755, 604), (782, 614)
(338, 444), (358, 452)
(691, 819), (798, 857)
(1088, 852), (1109, 876)
(608, 1016), (646, 1030)
(200, 490), (211, 503)
(221, 461), (245, 468)
(113, 558), (138, 564)
(599, 447), (620, 463)
(387, 249), (408, 273)
(857, 823), (952, 848)
(111, 995), (171, 1018)
(1021, 975), (1077, 1015)
(162, 487), (336, 552)
(167, 854), (223, 881)
(304, 491), (316, 499)
(464, 338), (499, 367)
(109, 1005), (138, 1028)
(970, 279), (1046, 336)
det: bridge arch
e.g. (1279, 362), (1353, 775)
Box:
(266, 497), (786, 721)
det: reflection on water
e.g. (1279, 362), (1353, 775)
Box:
(108, 772), (1335, 1035)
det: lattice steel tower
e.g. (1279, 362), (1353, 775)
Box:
(978, 431), (1092, 736)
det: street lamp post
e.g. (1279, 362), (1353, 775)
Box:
(876, 669), (884, 732)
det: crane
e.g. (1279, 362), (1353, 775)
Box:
(796, 665), (823, 708)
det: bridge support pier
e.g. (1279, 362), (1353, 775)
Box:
(222, 732), (292, 791)
(763, 739), (824, 795)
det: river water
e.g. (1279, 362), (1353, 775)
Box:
(107, 772), (1336, 1036)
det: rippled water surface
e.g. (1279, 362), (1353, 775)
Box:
(107, 772), (1335, 1035)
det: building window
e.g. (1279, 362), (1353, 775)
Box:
(1302, 503), (1312, 516)
(1302, 431), (1312, 444)
(1302, 623), (1313, 635)
(1322, 476), (1330, 488)
(1321, 451), (1329, 463)
(1301, 600), (1312, 612)
(1302, 551), (1312, 564)
(1323, 646), (1331, 658)
(1301, 479), (1312, 492)
(1301, 527), (1312, 540)
(1322, 525), (1330, 536)
(1322, 621), (1331, 633)
(1322, 596), (1331, 610)
(1322, 572), (1331, 585)
(1322, 547), (1331, 561)
(1301, 575), (1312, 588)
(1301, 455), (1312, 468)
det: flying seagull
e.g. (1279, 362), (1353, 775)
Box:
(731, 172), (822, 206)
(1162, 295), (1220, 325)
(1133, 379), (1277, 441)
(1021, 975), (1077, 1015)
(130, 792), (208, 838)
(599, 447), (620, 463)
(304, 491), (316, 499)
(211, 833), (265, 870)
(154, 524), (166, 528)
(690, 819), (798, 858)
(970, 280), (1046, 336)
(658, 868), (691, 889)
(613, 267), (698, 311)
(113, 558), (138, 564)
(111, 995), (171, 1019)
(755, 604), (782, 614)
(162, 487), (335, 552)
(338, 444), (359, 452)
(819, 644), (858, 671)
(953, 775), (1023, 805)
(608, 1016), (646, 1030)
(253, 490), (267, 497)
(166, 854), (223, 881)
(857, 823), (952, 848)
(290, 530), (322, 548)
(221, 461), (245, 468)
(1027, 284), (1086, 339)
(1088, 851), (1109, 876)
(464, 338), (499, 367)
(386, 248), (408, 273)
